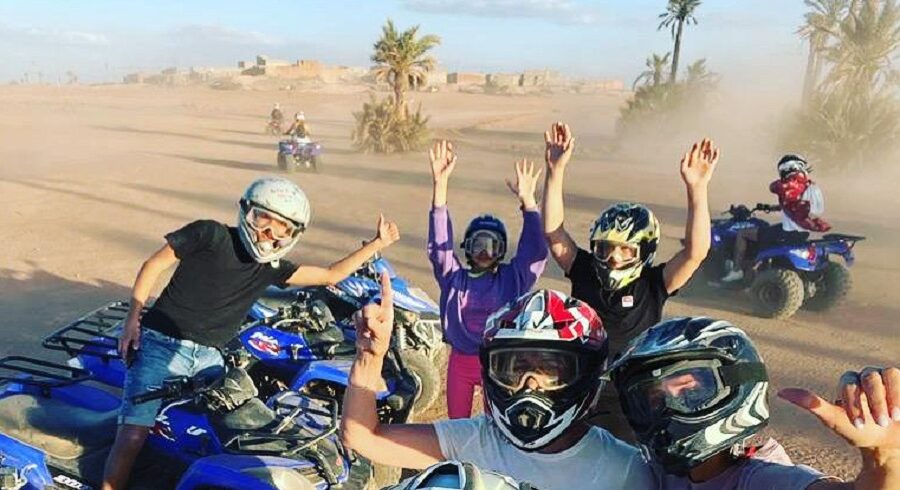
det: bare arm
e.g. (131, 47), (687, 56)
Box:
(663, 139), (719, 294)
(118, 244), (178, 357)
(286, 215), (400, 286)
(541, 122), (579, 274)
(780, 367), (900, 490)
(340, 275), (444, 469)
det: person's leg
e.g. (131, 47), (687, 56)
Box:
(102, 329), (192, 489)
(446, 349), (478, 419)
(101, 425), (150, 490)
(723, 228), (758, 281)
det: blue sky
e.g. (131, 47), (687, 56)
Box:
(0, 0), (810, 86)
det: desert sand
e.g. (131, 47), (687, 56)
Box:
(1, 84), (897, 480)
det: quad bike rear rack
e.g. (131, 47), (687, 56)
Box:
(41, 300), (135, 362)
(813, 233), (866, 244)
(0, 356), (92, 397)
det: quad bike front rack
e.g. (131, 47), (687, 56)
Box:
(41, 300), (135, 362)
(0, 356), (92, 397)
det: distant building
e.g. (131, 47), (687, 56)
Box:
(447, 72), (486, 85)
(486, 73), (520, 88)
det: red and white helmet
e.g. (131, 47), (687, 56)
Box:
(481, 289), (608, 451)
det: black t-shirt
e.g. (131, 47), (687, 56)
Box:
(141, 220), (298, 348)
(567, 248), (672, 357)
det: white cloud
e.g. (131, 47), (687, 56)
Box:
(0, 24), (110, 47)
(403, 0), (602, 25)
(166, 24), (277, 47)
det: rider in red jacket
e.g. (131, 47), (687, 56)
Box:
(722, 154), (830, 282)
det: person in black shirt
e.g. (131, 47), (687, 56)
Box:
(102, 176), (400, 490)
(540, 122), (719, 441)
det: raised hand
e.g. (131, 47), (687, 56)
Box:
(374, 214), (400, 248)
(544, 122), (575, 173)
(429, 139), (457, 184)
(680, 138), (720, 190)
(505, 158), (542, 209)
(353, 273), (395, 358)
(778, 366), (900, 451)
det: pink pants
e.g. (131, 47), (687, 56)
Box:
(446, 349), (483, 419)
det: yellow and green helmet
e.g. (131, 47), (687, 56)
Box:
(588, 203), (660, 290)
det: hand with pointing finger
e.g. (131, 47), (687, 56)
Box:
(354, 273), (395, 358)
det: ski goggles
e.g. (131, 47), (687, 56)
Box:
(591, 240), (639, 266)
(465, 230), (505, 259)
(244, 206), (302, 241)
(487, 348), (582, 392)
(620, 358), (767, 424)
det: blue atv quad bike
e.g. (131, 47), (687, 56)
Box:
(0, 358), (371, 490)
(277, 139), (322, 173)
(688, 203), (865, 319)
(248, 252), (444, 416)
(21, 299), (429, 488)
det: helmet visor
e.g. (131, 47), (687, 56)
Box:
(778, 160), (807, 178)
(591, 240), (639, 268)
(622, 360), (730, 423)
(245, 206), (301, 241)
(488, 348), (581, 392)
(468, 230), (504, 259)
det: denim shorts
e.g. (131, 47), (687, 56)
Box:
(119, 328), (224, 427)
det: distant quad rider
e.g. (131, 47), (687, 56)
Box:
(721, 154), (831, 283)
(270, 103), (284, 124)
(285, 112), (311, 141)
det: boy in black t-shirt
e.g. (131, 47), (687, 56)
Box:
(102, 177), (400, 490)
(540, 122), (719, 441)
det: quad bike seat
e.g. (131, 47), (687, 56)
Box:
(0, 394), (117, 460)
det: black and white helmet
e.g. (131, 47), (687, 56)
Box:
(385, 461), (536, 490)
(776, 154), (811, 180)
(610, 317), (769, 476)
(237, 177), (311, 264)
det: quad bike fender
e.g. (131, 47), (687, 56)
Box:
(0, 433), (54, 489)
(290, 361), (392, 401)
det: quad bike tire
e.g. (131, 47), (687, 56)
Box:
(749, 268), (804, 319)
(400, 349), (441, 420)
(803, 261), (852, 312)
(277, 153), (293, 173)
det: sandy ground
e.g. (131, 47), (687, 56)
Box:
(1, 84), (898, 480)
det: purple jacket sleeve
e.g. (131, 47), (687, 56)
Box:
(510, 209), (549, 289)
(428, 205), (462, 287)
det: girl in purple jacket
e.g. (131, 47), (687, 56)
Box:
(427, 139), (549, 419)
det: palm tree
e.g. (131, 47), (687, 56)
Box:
(371, 19), (441, 117)
(788, 0), (900, 169)
(633, 52), (671, 89)
(658, 0), (702, 84)
(798, 0), (847, 105)
(821, 0), (900, 96)
(684, 59), (718, 88)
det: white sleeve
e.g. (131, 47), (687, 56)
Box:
(433, 417), (483, 461)
(803, 184), (825, 215)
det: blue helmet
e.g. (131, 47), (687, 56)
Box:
(462, 214), (507, 263)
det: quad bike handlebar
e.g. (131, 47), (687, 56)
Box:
(131, 374), (213, 405)
(725, 203), (781, 220)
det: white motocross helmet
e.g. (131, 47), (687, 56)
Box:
(237, 177), (311, 265)
(386, 461), (535, 490)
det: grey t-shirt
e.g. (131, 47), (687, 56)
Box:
(654, 439), (832, 490)
(433, 415), (655, 490)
